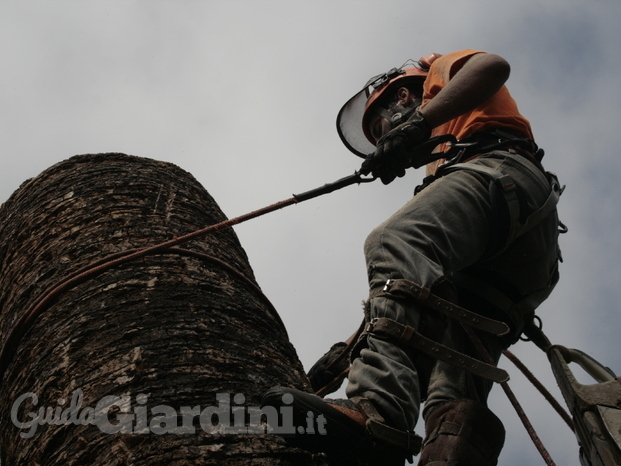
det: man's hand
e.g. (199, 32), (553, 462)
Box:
(360, 109), (432, 184)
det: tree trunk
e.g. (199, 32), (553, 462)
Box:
(0, 153), (326, 465)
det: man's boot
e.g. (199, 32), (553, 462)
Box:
(418, 399), (505, 466)
(261, 386), (418, 465)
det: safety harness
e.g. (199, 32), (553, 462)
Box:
(361, 131), (564, 380)
(366, 279), (511, 384)
(318, 132), (566, 456)
(442, 158), (564, 260)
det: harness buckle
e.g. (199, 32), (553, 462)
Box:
(365, 317), (379, 333)
(383, 279), (395, 292)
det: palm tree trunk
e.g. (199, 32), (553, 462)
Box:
(0, 153), (326, 465)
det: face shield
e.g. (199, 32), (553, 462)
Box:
(335, 57), (437, 158)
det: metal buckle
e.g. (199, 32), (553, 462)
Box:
(365, 317), (379, 333)
(364, 67), (406, 96)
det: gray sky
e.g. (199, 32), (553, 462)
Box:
(2, 1), (620, 464)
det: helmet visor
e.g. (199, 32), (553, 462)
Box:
(336, 88), (377, 158)
(335, 67), (409, 158)
(336, 60), (433, 158)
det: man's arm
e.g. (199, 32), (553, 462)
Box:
(419, 53), (511, 128)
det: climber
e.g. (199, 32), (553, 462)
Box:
(263, 49), (562, 465)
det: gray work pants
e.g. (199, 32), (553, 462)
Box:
(346, 150), (560, 431)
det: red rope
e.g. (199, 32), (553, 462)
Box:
(461, 324), (557, 466)
(503, 349), (574, 432)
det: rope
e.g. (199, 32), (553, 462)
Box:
(0, 197), (300, 386)
(0, 169), (379, 388)
(461, 324), (557, 466)
(503, 349), (574, 431)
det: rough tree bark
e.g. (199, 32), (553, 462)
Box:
(0, 153), (327, 465)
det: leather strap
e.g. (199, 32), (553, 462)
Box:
(377, 278), (509, 336)
(366, 317), (509, 383)
(353, 396), (423, 455)
(451, 273), (523, 329)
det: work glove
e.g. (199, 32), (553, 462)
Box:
(360, 109), (432, 185)
(307, 342), (350, 394)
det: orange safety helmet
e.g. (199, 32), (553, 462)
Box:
(336, 54), (441, 158)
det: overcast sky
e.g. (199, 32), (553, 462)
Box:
(2, 1), (620, 465)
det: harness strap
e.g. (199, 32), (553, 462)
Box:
(436, 161), (563, 341)
(353, 396), (422, 456)
(494, 173), (521, 246)
(452, 271), (560, 345)
(365, 317), (509, 383)
(377, 278), (509, 336)
(441, 161), (562, 249)
(447, 128), (544, 164)
(451, 272), (523, 329)
(519, 173), (562, 240)
(522, 318), (553, 352)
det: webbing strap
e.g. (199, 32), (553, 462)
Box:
(367, 419), (421, 455)
(494, 173), (521, 245)
(518, 173), (562, 240)
(441, 161), (562, 247)
(378, 278), (509, 336)
(522, 319), (553, 352)
(366, 317), (509, 383)
(354, 397), (422, 455)
(451, 273), (523, 329)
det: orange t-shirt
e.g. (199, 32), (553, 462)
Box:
(421, 49), (533, 172)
